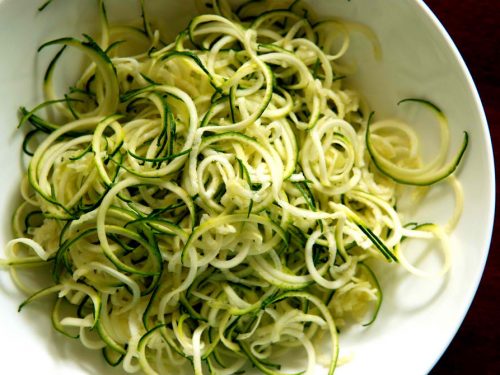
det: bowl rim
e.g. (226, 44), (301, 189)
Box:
(415, 0), (496, 372)
(0, 1), (496, 374)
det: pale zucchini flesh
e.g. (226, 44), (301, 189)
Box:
(1, 1), (467, 374)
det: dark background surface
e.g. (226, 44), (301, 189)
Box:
(424, 1), (499, 374)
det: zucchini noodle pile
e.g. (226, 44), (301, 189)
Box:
(1, 0), (468, 374)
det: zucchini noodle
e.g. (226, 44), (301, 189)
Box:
(1, 0), (468, 374)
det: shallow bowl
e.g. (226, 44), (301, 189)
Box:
(0, 1), (494, 374)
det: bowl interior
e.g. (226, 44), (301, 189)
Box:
(0, 0), (494, 374)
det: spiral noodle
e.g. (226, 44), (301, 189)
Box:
(1, 1), (466, 374)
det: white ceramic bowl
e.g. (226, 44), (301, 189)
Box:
(0, 1), (494, 374)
